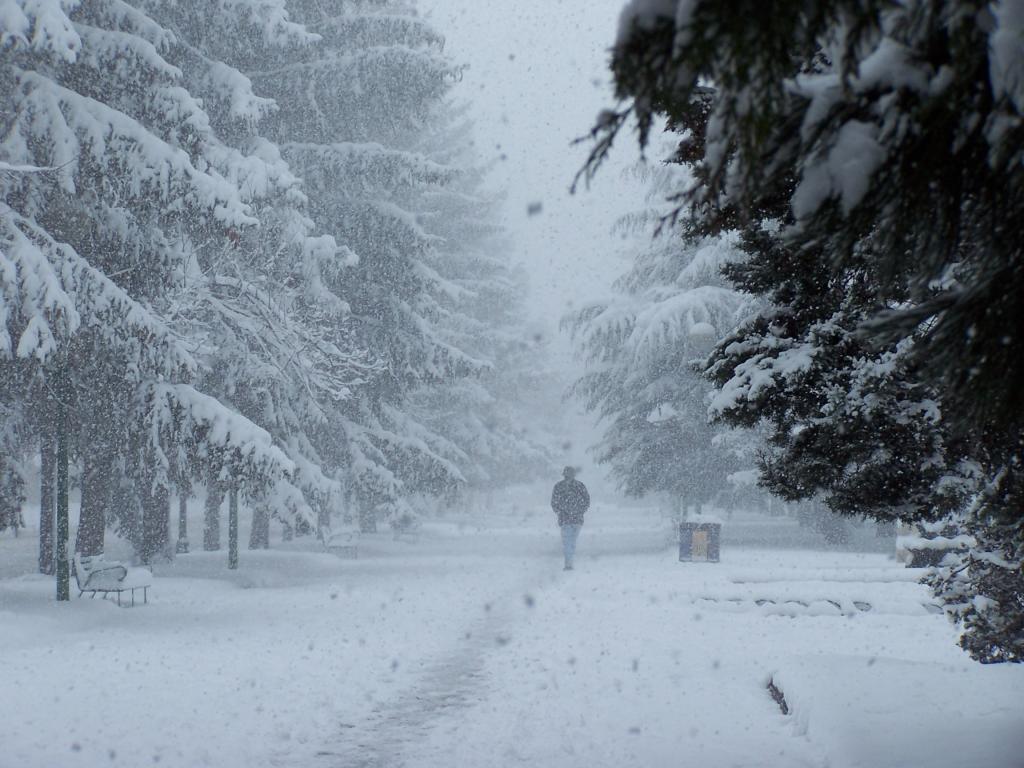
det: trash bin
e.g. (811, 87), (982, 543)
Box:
(679, 521), (721, 562)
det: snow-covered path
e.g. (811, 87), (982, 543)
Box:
(1, 510), (1022, 768)
(315, 547), (823, 768)
(309, 566), (542, 768)
(306, 527), (677, 768)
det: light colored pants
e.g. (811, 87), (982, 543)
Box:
(560, 524), (582, 567)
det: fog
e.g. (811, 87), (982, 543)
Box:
(421, 0), (645, 325)
(1, 2), (1022, 767)
(419, 0), (652, 492)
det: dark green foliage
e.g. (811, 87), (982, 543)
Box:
(597, 0), (1023, 660)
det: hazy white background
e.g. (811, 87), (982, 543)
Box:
(420, 0), (647, 332)
(419, 0), (650, 486)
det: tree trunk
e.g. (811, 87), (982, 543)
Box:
(204, 482), (224, 551)
(228, 487), (238, 569)
(282, 521), (294, 542)
(75, 451), (111, 557)
(249, 505), (270, 549)
(38, 431), (55, 575)
(358, 508), (377, 534)
(317, 502), (330, 535)
(139, 481), (170, 564)
(674, 495), (686, 523)
(55, 387), (70, 602)
(176, 493), (189, 554)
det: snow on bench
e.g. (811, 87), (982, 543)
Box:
(321, 528), (359, 559)
(73, 552), (152, 606)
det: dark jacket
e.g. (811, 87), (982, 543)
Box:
(551, 478), (590, 526)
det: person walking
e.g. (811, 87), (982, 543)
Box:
(551, 466), (589, 570)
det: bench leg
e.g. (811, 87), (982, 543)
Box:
(117, 591), (121, 607)
(143, 587), (148, 604)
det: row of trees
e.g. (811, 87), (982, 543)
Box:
(1, 1), (552, 573)
(583, 0), (1022, 662)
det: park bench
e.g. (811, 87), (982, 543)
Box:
(73, 552), (152, 606)
(322, 528), (359, 559)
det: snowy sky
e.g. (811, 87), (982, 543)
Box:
(419, 0), (647, 339)
(414, 0), (654, 489)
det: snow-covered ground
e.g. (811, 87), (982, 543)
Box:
(1, 506), (1021, 768)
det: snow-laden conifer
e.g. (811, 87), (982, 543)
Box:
(597, 0), (1024, 661)
(405, 111), (555, 497)
(248, 0), (492, 527)
(570, 156), (752, 513)
(136, 0), (387, 542)
(1, 1), (310, 560)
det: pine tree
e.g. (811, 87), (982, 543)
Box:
(137, 0), (382, 542)
(593, 0), (1024, 661)
(247, 0), (490, 527)
(1, 1), (309, 561)
(4, 0), (613, 565)
(0, 398), (27, 534)
(570, 156), (751, 513)
(405, 109), (554, 502)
